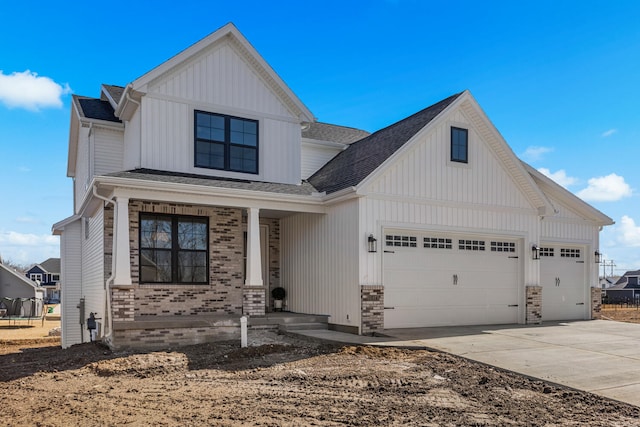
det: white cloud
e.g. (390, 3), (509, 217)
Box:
(616, 215), (640, 247)
(0, 231), (59, 265)
(537, 168), (578, 188)
(602, 129), (617, 137)
(576, 173), (632, 202)
(0, 70), (71, 111)
(522, 146), (553, 162)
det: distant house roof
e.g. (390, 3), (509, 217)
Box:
(308, 92), (463, 194)
(612, 271), (640, 288)
(72, 95), (121, 123)
(104, 169), (319, 196)
(39, 258), (61, 274)
(302, 122), (370, 144)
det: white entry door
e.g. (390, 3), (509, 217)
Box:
(383, 230), (521, 329)
(539, 245), (587, 321)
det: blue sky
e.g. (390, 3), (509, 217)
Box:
(0, 1), (639, 276)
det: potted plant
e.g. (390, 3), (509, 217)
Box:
(271, 287), (286, 311)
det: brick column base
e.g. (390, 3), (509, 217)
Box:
(591, 287), (602, 319)
(361, 285), (384, 335)
(111, 286), (135, 321)
(243, 287), (265, 316)
(526, 285), (542, 324)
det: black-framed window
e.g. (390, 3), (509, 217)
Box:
(451, 127), (468, 163)
(139, 213), (209, 284)
(195, 111), (258, 174)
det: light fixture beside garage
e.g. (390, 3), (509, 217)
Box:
(531, 244), (540, 260)
(595, 251), (602, 263)
(368, 234), (378, 253)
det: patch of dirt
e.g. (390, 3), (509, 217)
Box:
(1, 332), (639, 426)
(601, 306), (640, 323)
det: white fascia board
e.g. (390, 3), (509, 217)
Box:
(80, 117), (124, 131)
(524, 163), (614, 226)
(52, 214), (82, 235)
(101, 85), (119, 110)
(67, 107), (80, 177)
(301, 137), (348, 150)
(92, 176), (327, 214)
(321, 186), (361, 205)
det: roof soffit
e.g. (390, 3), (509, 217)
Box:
(524, 163), (614, 225)
(125, 23), (314, 123)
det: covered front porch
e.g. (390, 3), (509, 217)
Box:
(95, 171), (326, 349)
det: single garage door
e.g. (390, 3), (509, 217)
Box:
(539, 245), (587, 321)
(383, 230), (521, 328)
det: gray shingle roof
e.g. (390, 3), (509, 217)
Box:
(105, 169), (319, 196)
(302, 122), (370, 144)
(308, 92), (463, 194)
(102, 85), (125, 104)
(39, 258), (61, 273)
(613, 270), (640, 286)
(73, 95), (121, 123)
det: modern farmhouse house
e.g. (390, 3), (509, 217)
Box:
(53, 23), (613, 349)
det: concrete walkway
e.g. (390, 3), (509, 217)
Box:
(295, 320), (640, 407)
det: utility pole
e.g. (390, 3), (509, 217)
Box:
(600, 259), (616, 280)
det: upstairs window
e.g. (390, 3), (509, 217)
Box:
(195, 111), (258, 174)
(451, 127), (468, 163)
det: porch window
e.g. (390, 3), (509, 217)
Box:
(195, 110), (258, 174)
(139, 213), (209, 284)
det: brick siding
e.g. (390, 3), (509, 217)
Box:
(526, 285), (542, 324)
(361, 285), (384, 334)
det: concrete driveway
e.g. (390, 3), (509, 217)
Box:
(298, 320), (640, 407)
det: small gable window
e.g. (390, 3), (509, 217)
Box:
(195, 111), (258, 174)
(451, 127), (468, 163)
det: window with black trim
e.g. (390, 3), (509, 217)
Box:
(195, 111), (258, 174)
(451, 127), (468, 163)
(140, 213), (209, 284)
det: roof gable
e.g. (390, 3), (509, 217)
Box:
(117, 23), (314, 122)
(309, 93), (462, 194)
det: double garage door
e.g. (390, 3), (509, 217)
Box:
(383, 230), (521, 328)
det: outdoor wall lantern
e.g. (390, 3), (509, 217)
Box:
(368, 234), (378, 253)
(595, 251), (602, 264)
(531, 244), (540, 260)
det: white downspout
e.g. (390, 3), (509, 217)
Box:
(92, 186), (116, 340)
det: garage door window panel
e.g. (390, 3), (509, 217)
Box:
(386, 235), (417, 248)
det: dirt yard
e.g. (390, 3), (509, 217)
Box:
(1, 323), (639, 426)
(601, 305), (640, 324)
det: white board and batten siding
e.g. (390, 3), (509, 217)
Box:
(280, 200), (360, 327)
(137, 39), (303, 185)
(359, 106), (541, 290)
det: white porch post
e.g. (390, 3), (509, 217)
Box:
(243, 207), (265, 316)
(113, 196), (132, 286)
(244, 207), (263, 287)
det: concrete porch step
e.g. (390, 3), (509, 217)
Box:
(279, 322), (329, 331)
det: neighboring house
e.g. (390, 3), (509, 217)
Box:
(600, 276), (618, 290)
(53, 23), (613, 350)
(26, 258), (61, 302)
(0, 261), (44, 315)
(605, 271), (640, 303)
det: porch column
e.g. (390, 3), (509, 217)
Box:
(113, 196), (132, 286)
(243, 207), (265, 316)
(244, 207), (263, 287)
